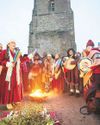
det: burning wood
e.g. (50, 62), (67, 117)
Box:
(29, 89), (48, 102)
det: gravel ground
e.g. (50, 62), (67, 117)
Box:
(43, 93), (100, 125)
(22, 92), (100, 125)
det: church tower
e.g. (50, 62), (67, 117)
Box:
(28, 0), (76, 55)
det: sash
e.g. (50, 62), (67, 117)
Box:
(6, 50), (21, 90)
(0, 65), (3, 75)
(14, 48), (21, 85)
(83, 69), (93, 87)
(6, 51), (13, 90)
(53, 59), (62, 79)
(16, 58), (21, 85)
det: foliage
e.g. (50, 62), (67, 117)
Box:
(0, 104), (54, 125)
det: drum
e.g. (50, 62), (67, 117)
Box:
(64, 57), (76, 70)
(79, 57), (92, 73)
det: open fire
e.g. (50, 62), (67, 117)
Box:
(29, 89), (48, 102)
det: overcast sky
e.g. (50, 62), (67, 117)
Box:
(0, 0), (100, 54)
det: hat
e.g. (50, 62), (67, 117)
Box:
(86, 40), (94, 47)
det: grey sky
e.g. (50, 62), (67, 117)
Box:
(0, 0), (100, 54)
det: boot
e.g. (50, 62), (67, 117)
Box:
(69, 89), (74, 96)
(75, 89), (80, 97)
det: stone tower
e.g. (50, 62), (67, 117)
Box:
(28, 0), (76, 55)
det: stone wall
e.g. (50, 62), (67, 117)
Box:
(28, 0), (76, 55)
(32, 12), (73, 32)
(29, 31), (75, 56)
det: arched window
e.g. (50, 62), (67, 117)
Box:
(49, 0), (55, 12)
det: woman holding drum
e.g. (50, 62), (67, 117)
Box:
(64, 48), (80, 96)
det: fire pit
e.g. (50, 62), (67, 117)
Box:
(29, 89), (48, 102)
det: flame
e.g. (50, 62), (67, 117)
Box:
(30, 89), (47, 98)
(29, 89), (59, 102)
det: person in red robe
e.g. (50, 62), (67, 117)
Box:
(0, 43), (3, 75)
(0, 41), (35, 109)
(83, 48), (100, 100)
(21, 54), (31, 93)
(0, 41), (24, 109)
(0, 43), (3, 53)
(0, 43), (3, 106)
(80, 40), (94, 95)
(90, 50), (100, 92)
(28, 53), (43, 92)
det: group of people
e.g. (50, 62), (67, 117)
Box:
(0, 39), (100, 110)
